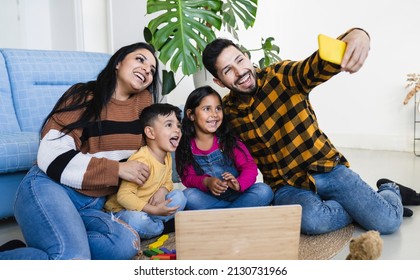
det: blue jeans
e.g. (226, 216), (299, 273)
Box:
(273, 165), (403, 235)
(186, 145), (273, 209)
(184, 183), (274, 209)
(114, 189), (187, 239)
(0, 165), (140, 260)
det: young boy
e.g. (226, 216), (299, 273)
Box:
(105, 103), (187, 239)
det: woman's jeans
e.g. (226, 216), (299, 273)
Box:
(0, 165), (140, 260)
(273, 164), (403, 235)
(185, 147), (273, 209)
(114, 189), (187, 240)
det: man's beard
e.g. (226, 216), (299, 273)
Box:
(232, 70), (257, 95)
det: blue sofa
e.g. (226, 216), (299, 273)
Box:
(0, 48), (111, 219)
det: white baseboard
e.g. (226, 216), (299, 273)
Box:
(327, 133), (414, 153)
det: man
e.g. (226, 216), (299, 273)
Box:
(202, 28), (420, 235)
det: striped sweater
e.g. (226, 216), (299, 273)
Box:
(37, 89), (152, 197)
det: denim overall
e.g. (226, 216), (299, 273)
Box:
(193, 148), (239, 200)
(182, 147), (274, 210)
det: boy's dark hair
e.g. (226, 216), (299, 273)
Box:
(139, 103), (182, 142)
(202, 38), (242, 79)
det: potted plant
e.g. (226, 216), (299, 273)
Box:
(143, 0), (280, 96)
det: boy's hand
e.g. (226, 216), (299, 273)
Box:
(203, 177), (228, 196)
(149, 187), (169, 206)
(147, 198), (179, 216)
(222, 172), (241, 191)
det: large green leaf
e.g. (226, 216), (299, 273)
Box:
(146, 0), (223, 76)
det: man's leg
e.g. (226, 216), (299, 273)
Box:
(314, 165), (403, 235)
(273, 184), (352, 235)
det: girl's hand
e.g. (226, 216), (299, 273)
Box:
(118, 161), (150, 186)
(222, 172), (241, 191)
(204, 177), (228, 196)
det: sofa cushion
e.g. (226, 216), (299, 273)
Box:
(0, 51), (21, 132)
(0, 132), (39, 173)
(1, 49), (110, 133)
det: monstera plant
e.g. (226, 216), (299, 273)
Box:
(143, 0), (280, 95)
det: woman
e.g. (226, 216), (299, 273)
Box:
(0, 42), (159, 259)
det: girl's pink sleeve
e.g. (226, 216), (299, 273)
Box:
(180, 164), (210, 192)
(233, 140), (258, 192)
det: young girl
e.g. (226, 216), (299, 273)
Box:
(176, 86), (273, 209)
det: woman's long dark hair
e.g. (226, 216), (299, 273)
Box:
(176, 86), (242, 178)
(41, 42), (160, 135)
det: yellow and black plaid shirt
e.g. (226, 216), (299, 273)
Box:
(223, 51), (350, 192)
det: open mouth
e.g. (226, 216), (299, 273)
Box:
(134, 72), (145, 82)
(236, 72), (251, 85)
(169, 136), (180, 148)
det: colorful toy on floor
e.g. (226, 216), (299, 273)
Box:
(148, 234), (169, 249)
(151, 253), (176, 260)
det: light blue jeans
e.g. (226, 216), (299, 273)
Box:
(113, 189), (187, 239)
(273, 164), (403, 235)
(185, 147), (274, 209)
(0, 165), (140, 260)
(184, 183), (274, 209)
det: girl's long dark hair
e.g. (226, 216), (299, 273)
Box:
(41, 42), (160, 135)
(176, 86), (242, 178)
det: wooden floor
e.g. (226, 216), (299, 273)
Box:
(1, 148), (420, 260)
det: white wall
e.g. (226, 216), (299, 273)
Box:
(1, 0), (419, 153)
(165, 0), (420, 153)
(0, 0), (109, 52)
(233, 0), (420, 153)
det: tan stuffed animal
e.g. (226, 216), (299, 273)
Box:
(346, 230), (383, 260)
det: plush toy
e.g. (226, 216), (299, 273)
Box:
(346, 230), (383, 260)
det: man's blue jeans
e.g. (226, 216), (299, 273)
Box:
(0, 165), (140, 260)
(273, 164), (403, 235)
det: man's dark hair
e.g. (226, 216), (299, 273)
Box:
(202, 38), (242, 79)
(139, 103), (181, 141)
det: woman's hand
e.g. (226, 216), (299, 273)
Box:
(118, 161), (150, 186)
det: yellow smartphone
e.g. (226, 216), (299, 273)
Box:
(318, 34), (347, 65)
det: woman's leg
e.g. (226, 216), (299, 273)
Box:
(4, 166), (91, 259)
(228, 183), (274, 208)
(61, 178), (140, 260)
(81, 208), (140, 259)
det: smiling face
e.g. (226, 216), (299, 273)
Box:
(114, 48), (157, 100)
(213, 45), (257, 94)
(187, 94), (223, 137)
(145, 112), (182, 154)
